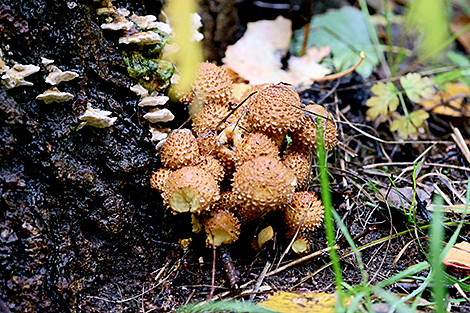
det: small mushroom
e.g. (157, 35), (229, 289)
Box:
(180, 62), (233, 109)
(191, 103), (230, 136)
(248, 84), (306, 135)
(76, 104), (117, 130)
(233, 132), (280, 168)
(291, 236), (311, 254)
(160, 130), (200, 169)
(197, 156), (225, 184)
(257, 225), (274, 249)
(232, 156), (297, 212)
(150, 168), (172, 192)
(162, 166), (220, 215)
(36, 87), (74, 104)
(282, 145), (311, 190)
(204, 209), (241, 247)
(1, 63), (40, 89)
(284, 191), (324, 236)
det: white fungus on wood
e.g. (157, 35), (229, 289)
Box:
(138, 96), (169, 107)
(1, 63), (40, 89)
(143, 108), (175, 123)
(36, 87), (74, 104)
(119, 31), (161, 45)
(45, 67), (79, 85)
(130, 84), (149, 98)
(149, 126), (169, 142)
(101, 16), (134, 31)
(77, 104), (117, 130)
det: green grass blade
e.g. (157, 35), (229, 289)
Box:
(177, 300), (278, 313)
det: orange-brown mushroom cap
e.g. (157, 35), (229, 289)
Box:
(162, 166), (220, 215)
(180, 62), (233, 109)
(232, 156), (297, 212)
(150, 168), (172, 192)
(284, 191), (324, 234)
(160, 130), (200, 169)
(204, 209), (241, 247)
(233, 132), (280, 168)
(248, 84), (305, 135)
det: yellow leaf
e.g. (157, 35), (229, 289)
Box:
(259, 291), (351, 313)
(390, 110), (429, 139)
(400, 73), (434, 103)
(421, 82), (470, 117)
(366, 82), (399, 120)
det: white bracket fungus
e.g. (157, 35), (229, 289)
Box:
(45, 67), (79, 85)
(143, 108), (174, 123)
(149, 126), (169, 142)
(36, 87), (74, 104)
(101, 16), (134, 31)
(77, 104), (117, 130)
(119, 31), (161, 45)
(1, 63), (40, 89)
(41, 57), (54, 66)
(130, 84), (149, 98)
(138, 96), (169, 107)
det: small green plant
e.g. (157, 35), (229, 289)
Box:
(365, 73), (433, 139)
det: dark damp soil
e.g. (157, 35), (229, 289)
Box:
(1, 1), (470, 312)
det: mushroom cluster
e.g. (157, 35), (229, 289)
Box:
(151, 62), (337, 252)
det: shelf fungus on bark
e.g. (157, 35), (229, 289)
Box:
(160, 130), (200, 169)
(36, 88), (74, 104)
(204, 209), (241, 247)
(284, 191), (324, 236)
(76, 104), (117, 130)
(162, 166), (220, 215)
(232, 156), (297, 212)
(1, 63), (40, 89)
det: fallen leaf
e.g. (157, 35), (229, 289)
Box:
(443, 241), (470, 270)
(421, 82), (470, 117)
(259, 291), (351, 313)
(291, 6), (380, 78)
(390, 110), (429, 139)
(365, 82), (399, 120)
(222, 16), (331, 87)
(377, 185), (434, 211)
(400, 73), (434, 103)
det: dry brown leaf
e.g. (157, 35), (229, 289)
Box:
(421, 83), (470, 117)
(451, 12), (470, 53)
(259, 291), (351, 313)
(378, 185), (434, 210)
(443, 241), (470, 270)
(222, 16), (331, 87)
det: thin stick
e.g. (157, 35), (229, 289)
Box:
(315, 52), (365, 82)
(451, 125), (470, 165)
(207, 235), (216, 302)
(266, 246), (337, 277)
(249, 261), (271, 301)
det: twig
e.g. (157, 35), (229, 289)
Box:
(266, 246), (337, 277)
(249, 261), (271, 301)
(207, 234), (217, 302)
(451, 125), (470, 165)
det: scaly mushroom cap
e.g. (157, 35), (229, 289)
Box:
(162, 166), (220, 215)
(217, 125), (246, 170)
(204, 209), (241, 246)
(310, 104), (337, 151)
(197, 132), (219, 157)
(248, 84), (306, 135)
(181, 62), (233, 108)
(150, 168), (172, 192)
(294, 104), (337, 151)
(284, 191), (324, 234)
(291, 235), (311, 254)
(197, 156), (225, 184)
(160, 130), (200, 169)
(232, 84), (269, 131)
(232, 156), (297, 212)
(192, 103), (230, 137)
(282, 146), (311, 190)
(233, 132), (280, 168)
